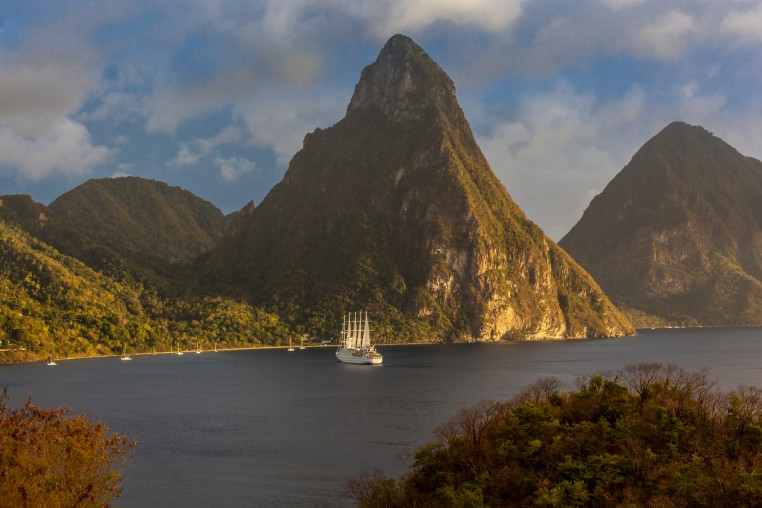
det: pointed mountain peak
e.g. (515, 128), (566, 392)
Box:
(560, 121), (762, 327)
(203, 35), (633, 341)
(347, 34), (457, 122)
(652, 121), (715, 146)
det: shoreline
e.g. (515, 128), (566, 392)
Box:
(1, 341), (449, 366)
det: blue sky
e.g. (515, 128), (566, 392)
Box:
(1, 1), (761, 240)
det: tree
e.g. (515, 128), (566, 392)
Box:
(350, 365), (762, 507)
(0, 388), (135, 507)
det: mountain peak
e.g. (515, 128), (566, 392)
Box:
(560, 122), (762, 326)
(347, 34), (457, 122)
(203, 34), (632, 341)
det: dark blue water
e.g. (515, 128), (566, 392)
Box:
(2, 327), (762, 507)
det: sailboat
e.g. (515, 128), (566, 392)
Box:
(287, 337), (295, 352)
(121, 344), (132, 361)
(46, 355), (56, 366)
(196, 340), (202, 354)
(214, 341), (218, 353)
(335, 311), (382, 365)
(299, 336), (306, 350)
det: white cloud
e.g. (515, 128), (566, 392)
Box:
(722, 5), (762, 43)
(0, 6), (110, 181)
(170, 126), (245, 168)
(0, 63), (90, 134)
(170, 146), (201, 168)
(234, 89), (346, 166)
(0, 118), (113, 181)
(214, 156), (256, 181)
(597, 0), (648, 10)
(632, 10), (695, 60)
(480, 82), (652, 241)
(375, 0), (527, 35)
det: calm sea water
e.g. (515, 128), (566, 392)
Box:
(2, 327), (762, 507)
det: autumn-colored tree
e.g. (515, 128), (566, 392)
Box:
(0, 388), (135, 508)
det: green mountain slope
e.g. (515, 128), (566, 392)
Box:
(0, 217), (150, 362)
(201, 34), (633, 341)
(50, 177), (226, 264)
(0, 214), (295, 363)
(559, 122), (762, 326)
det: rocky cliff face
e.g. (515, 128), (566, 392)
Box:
(560, 122), (762, 326)
(201, 34), (633, 341)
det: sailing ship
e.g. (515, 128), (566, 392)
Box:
(121, 344), (132, 361)
(335, 312), (382, 365)
(46, 355), (56, 366)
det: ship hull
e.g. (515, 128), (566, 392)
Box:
(335, 348), (382, 365)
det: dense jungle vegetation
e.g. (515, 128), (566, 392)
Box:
(0, 219), (296, 363)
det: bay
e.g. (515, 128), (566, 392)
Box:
(2, 327), (762, 507)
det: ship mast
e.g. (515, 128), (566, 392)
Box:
(362, 311), (370, 348)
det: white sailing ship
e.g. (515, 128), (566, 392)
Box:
(335, 312), (382, 365)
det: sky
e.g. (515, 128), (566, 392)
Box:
(1, 1), (761, 241)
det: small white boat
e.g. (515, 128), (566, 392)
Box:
(214, 342), (218, 353)
(196, 340), (202, 354)
(46, 355), (56, 366)
(299, 336), (306, 350)
(288, 337), (295, 352)
(121, 345), (132, 361)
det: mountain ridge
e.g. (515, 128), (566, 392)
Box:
(560, 121), (762, 326)
(49, 176), (227, 264)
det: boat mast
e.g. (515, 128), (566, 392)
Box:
(343, 313), (349, 348)
(362, 312), (370, 348)
(350, 312), (356, 349)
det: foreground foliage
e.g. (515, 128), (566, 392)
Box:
(348, 363), (762, 507)
(0, 389), (135, 507)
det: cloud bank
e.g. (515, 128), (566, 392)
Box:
(1, 0), (761, 235)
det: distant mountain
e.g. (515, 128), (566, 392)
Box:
(49, 177), (227, 264)
(559, 122), (762, 326)
(200, 34), (633, 341)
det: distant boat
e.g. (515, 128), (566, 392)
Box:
(172, 341), (183, 356)
(214, 341), (218, 353)
(121, 345), (132, 361)
(335, 312), (382, 365)
(46, 355), (56, 366)
(196, 340), (202, 354)
(288, 337), (295, 352)
(299, 336), (306, 350)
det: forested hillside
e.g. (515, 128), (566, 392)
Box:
(0, 219), (294, 363)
